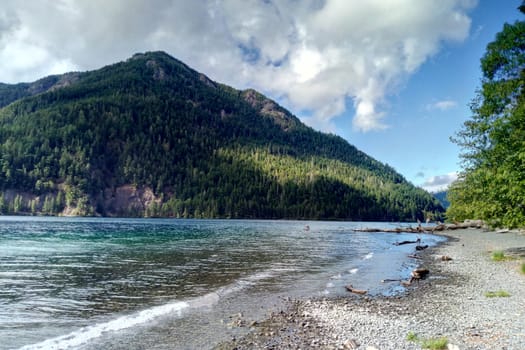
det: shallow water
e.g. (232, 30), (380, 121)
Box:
(0, 217), (445, 349)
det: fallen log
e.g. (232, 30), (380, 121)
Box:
(354, 220), (485, 234)
(382, 278), (403, 283)
(504, 247), (525, 258)
(353, 227), (432, 233)
(353, 228), (382, 232)
(415, 244), (428, 251)
(393, 239), (420, 246)
(345, 285), (368, 295)
(407, 254), (422, 259)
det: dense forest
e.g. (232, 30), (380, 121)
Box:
(0, 51), (443, 220)
(433, 191), (449, 209)
(448, 3), (525, 228)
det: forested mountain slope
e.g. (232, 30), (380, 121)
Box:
(0, 51), (443, 220)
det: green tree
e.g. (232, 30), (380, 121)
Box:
(448, 4), (525, 227)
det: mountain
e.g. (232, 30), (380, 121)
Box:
(433, 191), (450, 209)
(0, 51), (444, 220)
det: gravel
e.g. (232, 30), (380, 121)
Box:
(215, 228), (525, 349)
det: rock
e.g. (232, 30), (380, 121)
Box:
(447, 344), (460, 350)
(345, 285), (368, 295)
(343, 339), (360, 349)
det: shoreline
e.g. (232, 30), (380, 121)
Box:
(216, 229), (525, 349)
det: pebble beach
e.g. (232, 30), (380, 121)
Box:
(217, 228), (525, 349)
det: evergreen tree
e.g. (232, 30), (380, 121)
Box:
(0, 51), (443, 220)
(448, 3), (525, 227)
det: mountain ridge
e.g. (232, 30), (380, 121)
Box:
(0, 51), (443, 220)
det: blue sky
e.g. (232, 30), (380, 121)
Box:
(337, 0), (523, 191)
(0, 0), (522, 192)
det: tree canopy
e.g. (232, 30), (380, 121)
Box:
(448, 4), (525, 228)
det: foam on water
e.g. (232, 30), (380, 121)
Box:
(18, 269), (285, 350)
(19, 301), (190, 350)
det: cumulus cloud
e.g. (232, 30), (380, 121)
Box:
(426, 99), (458, 111)
(421, 172), (458, 192)
(0, 0), (475, 132)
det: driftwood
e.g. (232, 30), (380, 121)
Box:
(382, 278), (403, 283)
(393, 238), (421, 246)
(353, 220), (485, 234)
(401, 280), (412, 287)
(432, 219), (484, 231)
(345, 285), (368, 295)
(415, 244), (429, 251)
(409, 268), (429, 283)
(354, 226), (430, 233)
(504, 247), (525, 258)
(441, 255), (453, 261)
(408, 254), (422, 259)
(353, 228), (383, 232)
(400, 268), (430, 286)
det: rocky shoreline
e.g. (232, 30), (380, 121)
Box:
(215, 229), (525, 349)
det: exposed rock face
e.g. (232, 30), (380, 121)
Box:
(48, 72), (81, 91)
(103, 185), (160, 216)
(242, 89), (299, 131)
(146, 59), (167, 81)
(199, 73), (217, 89)
(0, 185), (162, 217)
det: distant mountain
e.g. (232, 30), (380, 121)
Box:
(0, 51), (444, 220)
(433, 191), (449, 209)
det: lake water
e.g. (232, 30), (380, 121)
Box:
(0, 217), (445, 349)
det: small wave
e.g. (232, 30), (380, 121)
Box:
(349, 268), (359, 274)
(19, 268), (287, 350)
(19, 301), (190, 350)
(363, 252), (374, 260)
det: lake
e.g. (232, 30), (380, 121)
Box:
(0, 217), (445, 349)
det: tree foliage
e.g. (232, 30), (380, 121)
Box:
(0, 51), (443, 220)
(448, 6), (525, 228)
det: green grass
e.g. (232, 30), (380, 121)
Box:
(521, 263), (525, 274)
(491, 251), (506, 261)
(406, 332), (448, 349)
(421, 337), (448, 349)
(406, 331), (418, 342)
(485, 290), (511, 298)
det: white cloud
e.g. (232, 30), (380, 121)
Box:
(0, 0), (475, 132)
(421, 172), (458, 192)
(426, 99), (458, 111)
